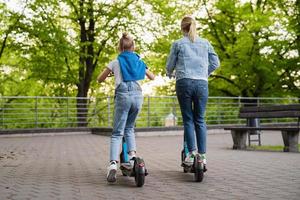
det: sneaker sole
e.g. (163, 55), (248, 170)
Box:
(107, 169), (117, 183)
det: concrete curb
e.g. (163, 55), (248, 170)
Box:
(0, 126), (230, 137)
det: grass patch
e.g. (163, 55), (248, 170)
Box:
(248, 144), (300, 152)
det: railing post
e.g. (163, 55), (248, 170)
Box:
(35, 96), (38, 128)
(217, 98), (221, 124)
(147, 96), (150, 127)
(172, 97), (176, 126)
(107, 96), (111, 127)
(66, 97), (69, 127)
(85, 97), (91, 126)
(1, 97), (3, 129)
(93, 97), (97, 127)
(238, 96), (242, 124)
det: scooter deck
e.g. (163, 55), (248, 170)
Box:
(120, 162), (132, 170)
(120, 163), (134, 177)
(181, 162), (196, 173)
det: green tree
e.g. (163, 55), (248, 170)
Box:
(197, 0), (299, 99)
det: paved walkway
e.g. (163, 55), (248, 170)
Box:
(0, 131), (299, 200)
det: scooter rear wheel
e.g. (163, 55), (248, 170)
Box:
(181, 150), (188, 173)
(134, 157), (145, 187)
(194, 154), (204, 182)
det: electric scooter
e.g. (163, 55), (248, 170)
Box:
(119, 137), (148, 187)
(181, 140), (205, 182)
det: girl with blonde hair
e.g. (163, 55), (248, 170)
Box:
(98, 33), (155, 183)
(166, 16), (220, 171)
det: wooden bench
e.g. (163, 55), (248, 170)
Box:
(224, 104), (300, 152)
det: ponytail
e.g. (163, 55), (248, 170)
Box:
(181, 16), (197, 42)
(118, 32), (134, 52)
(188, 19), (196, 42)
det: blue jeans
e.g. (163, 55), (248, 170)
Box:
(176, 78), (208, 154)
(110, 81), (143, 161)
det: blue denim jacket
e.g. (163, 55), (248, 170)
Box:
(166, 36), (220, 81)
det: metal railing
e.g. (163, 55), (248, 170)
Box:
(0, 96), (299, 129)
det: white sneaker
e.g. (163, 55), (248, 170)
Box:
(128, 154), (136, 168)
(200, 154), (207, 165)
(184, 151), (196, 166)
(107, 161), (117, 183)
(200, 154), (207, 172)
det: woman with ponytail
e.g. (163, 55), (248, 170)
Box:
(166, 16), (220, 170)
(97, 33), (155, 183)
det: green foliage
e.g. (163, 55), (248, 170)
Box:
(197, 0), (299, 98)
(248, 144), (300, 152)
(0, 0), (299, 99)
(1, 0), (299, 130)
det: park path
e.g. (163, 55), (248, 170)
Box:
(0, 131), (299, 200)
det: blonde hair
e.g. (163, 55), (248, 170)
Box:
(118, 32), (134, 52)
(181, 16), (197, 42)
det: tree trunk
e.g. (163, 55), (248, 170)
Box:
(76, 0), (96, 127)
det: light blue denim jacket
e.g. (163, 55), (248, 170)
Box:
(166, 36), (220, 81)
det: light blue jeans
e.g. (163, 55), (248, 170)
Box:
(110, 81), (143, 161)
(176, 78), (208, 154)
